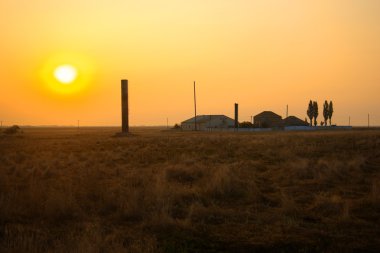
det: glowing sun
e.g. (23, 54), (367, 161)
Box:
(41, 52), (95, 95)
(54, 64), (77, 84)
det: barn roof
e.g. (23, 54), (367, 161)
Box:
(254, 111), (282, 118)
(283, 116), (308, 126)
(181, 115), (233, 124)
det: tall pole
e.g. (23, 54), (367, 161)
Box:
(77, 120), (79, 129)
(286, 105), (288, 118)
(234, 103), (239, 130)
(349, 116), (350, 126)
(194, 81), (197, 131)
(368, 113), (370, 128)
(167, 118), (169, 129)
(121, 79), (129, 133)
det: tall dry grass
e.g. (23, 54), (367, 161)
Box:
(0, 127), (379, 252)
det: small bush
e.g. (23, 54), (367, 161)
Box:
(172, 124), (181, 130)
(239, 121), (253, 128)
(3, 125), (21, 135)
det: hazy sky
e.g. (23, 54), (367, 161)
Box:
(1, 0), (379, 126)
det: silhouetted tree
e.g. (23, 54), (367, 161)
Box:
(328, 101), (334, 126)
(307, 100), (314, 126)
(313, 101), (318, 126)
(323, 100), (329, 126)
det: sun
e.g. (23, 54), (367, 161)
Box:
(54, 64), (77, 84)
(40, 52), (95, 95)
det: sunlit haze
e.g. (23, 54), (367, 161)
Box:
(1, 0), (379, 126)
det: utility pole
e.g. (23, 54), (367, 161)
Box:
(167, 118), (169, 129)
(286, 105), (288, 118)
(349, 116), (350, 126)
(194, 81), (197, 131)
(234, 103), (239, 130)
(368, 113), (370, 128)
(77, 120), (79, 130)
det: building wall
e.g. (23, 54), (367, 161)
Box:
(207, 116), (234, 129)
(181, 122), (204, 131)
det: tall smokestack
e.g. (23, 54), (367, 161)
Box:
(235, 103), (239, 130)
(121, 79), (129, 133)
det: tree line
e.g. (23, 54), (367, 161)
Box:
(307, 100), (334, 126)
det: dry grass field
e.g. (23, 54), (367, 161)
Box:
(0, 127), (379, 252)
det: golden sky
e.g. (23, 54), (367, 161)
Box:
(1, 0), (379, 126)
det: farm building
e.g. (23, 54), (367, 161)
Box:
(283, 116), (309, 127)
(253, 111), (283, 128)
(181, 115), (235, 131)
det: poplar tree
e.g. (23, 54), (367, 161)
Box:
(328, 101), (334, 126)
(323, 100), (329, 126)
(307, 100), (314, 126)
(313, 101), (318, 126)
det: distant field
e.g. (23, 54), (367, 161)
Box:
(0, 127), (379, 252)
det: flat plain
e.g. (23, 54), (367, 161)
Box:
(0, 127), (379, 252)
